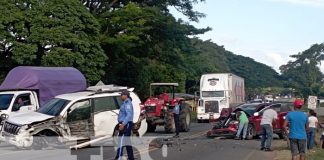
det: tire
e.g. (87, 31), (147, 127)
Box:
(277, 133), (285, 139)
(164, 112), (175, 133)
(147, 123), (156, 133)
(179, 106), (191, 132)
(197, 119), (202, 123)
(246, 124), (255, 140)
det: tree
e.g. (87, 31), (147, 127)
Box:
(280, 43), (324, 98)
(82, 0), (206, 22)
(0, 0), (107, 83)
(97, 3), (209, 98)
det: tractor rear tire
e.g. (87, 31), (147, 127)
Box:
(164, 112), (175, 133)
(180, 105), (191, 132)
(147, 123), (156, 132)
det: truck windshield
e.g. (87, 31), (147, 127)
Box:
(38, 98), (70, 116)
(202, 91), (224, 97)
(0, 94), (14, 110)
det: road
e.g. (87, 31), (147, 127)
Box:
(0, 123), (278, 160)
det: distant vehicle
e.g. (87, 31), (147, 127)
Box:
(1, 85), (147, 149)
(197, 73), (245, 122)
(144, 83), (191, 133)
(249, 99), (263, 103)
(206, 102), (293, 139)
(0, 66), (86, 127)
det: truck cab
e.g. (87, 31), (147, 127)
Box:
(197, 73), (245, 123)
(0, 91), (39, 114)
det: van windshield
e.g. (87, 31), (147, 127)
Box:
(38, 98), (70, 116)
(0, 94), (14, 110)
(202, 91), (224, 97)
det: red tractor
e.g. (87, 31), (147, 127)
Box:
(144, 83), (192, 133)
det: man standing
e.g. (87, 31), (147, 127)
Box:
(234, 111), (249, 140)
(260, 105), (278, 151)
(283, 99), (308, 160)
(173, 100), (181, 138)
(115, 90), (134, 160)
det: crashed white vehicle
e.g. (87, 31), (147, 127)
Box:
(0, 85), (147, 149)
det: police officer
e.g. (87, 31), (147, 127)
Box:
(115, 90), (134, 160)
(173, 100), (181, 138)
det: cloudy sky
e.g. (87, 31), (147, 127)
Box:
(171, 0), (324, 73)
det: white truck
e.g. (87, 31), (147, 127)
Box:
(0, 66), (87, 126)
(197, 73), (245, 122)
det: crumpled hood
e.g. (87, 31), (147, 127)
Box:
(7, 112), (54, 125)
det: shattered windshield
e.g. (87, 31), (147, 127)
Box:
(0, 94), (14, 110)
(37, 98), (70, 116)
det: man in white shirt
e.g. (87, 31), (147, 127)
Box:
(307, 110), (318, 150)
(260, 106), (278, 151)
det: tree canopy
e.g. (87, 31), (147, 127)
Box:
(0, 0), (107, 83)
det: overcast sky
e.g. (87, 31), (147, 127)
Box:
(171, 0), (324, 73)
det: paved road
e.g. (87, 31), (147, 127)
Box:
(0, 123), (278, 160)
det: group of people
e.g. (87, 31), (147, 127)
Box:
(234, 99), (324, 160)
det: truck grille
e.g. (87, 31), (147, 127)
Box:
(145, 105), (156, 113)
(205, 101), (219, 113)
(3, 122), (21, 135)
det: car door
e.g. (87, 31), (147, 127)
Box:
(66, 99), (94, 139)
(93, 95), (121, 137)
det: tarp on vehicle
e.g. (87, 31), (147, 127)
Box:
(0, 66), (87, 105)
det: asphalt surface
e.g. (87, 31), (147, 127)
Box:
(0, 123), (278, 160)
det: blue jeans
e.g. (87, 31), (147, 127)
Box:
(261, 124), (273, 149)
(236, 122), (248, 138)
(307, 127), (316, 149)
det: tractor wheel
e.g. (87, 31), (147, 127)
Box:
(164, 112), (175, 133)
(179, 105), (191, 132)
(147, 123), (156, 132)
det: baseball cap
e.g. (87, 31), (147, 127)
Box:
(120, 90), (130, 97)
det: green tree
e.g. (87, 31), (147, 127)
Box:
(0, 0), (107, 83)
(98, 3), (209, 98)
(280, 43), (324, 98)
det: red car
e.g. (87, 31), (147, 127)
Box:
(207, 102), (293, 139)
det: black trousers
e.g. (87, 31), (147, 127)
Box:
(115, 122), (134, 160)
(174, 114), (180, 136)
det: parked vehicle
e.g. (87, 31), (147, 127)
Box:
(144, 83), (191, 133)
(0, 66), (86, 126)
(206, 102), (293, 139)
(197, 73), (245, 122)
(1, 85), (147, 149)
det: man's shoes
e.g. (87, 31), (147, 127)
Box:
(260, 147), (265, 151)
(173, 135), (179, 138)
(234, 137), (240, 140)
(264, 148), (273, 152)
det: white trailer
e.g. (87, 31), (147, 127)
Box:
(197, 73), (245, 122)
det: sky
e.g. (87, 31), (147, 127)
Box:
(170, 0), (324, 73)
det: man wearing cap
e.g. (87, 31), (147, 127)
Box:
(283, 99), (308, 160)
(115, 90), (134, 160)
